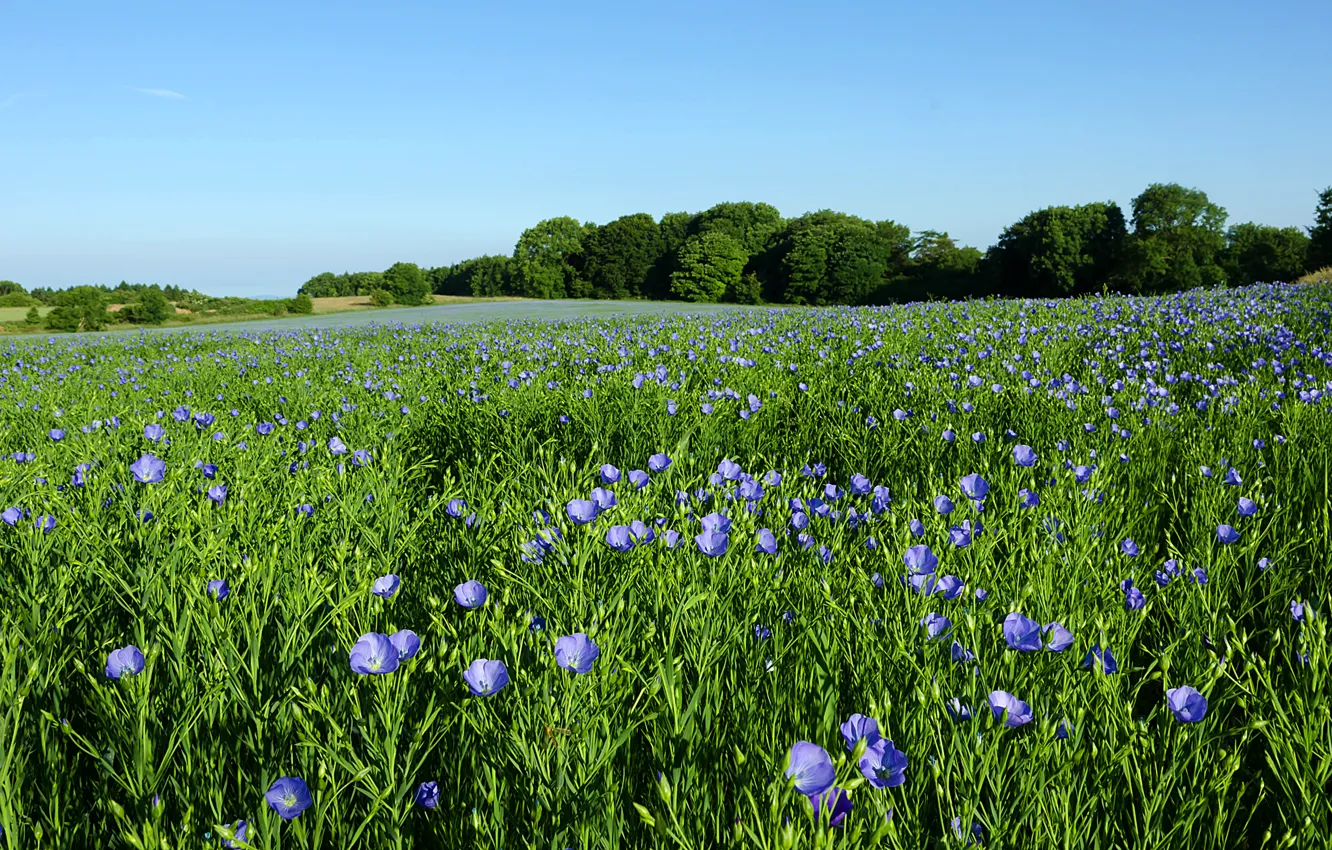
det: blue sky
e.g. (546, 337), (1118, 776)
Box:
(2, 0), (1329, 298)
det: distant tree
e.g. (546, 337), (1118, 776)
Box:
(426, 265), (466, 296)
(23, 306), (40, 326)
(646, 211), (699, 300)
(695, 202), (784, 259)
(369, 288), (394, 307)
(1307, 187), (1332, 271)
(728, 271), (763, 304)
(512, 216), (586, 299)
(468, 255), (513, 297)
(985, 202), (1128, 297)
(0, 280), (24, 296)
(1221, 223), (1310, 285)
(765, 211), (910, 305)
(428, 256), (514, 297)
(582, 213), (666, 299)
(45, 286), (110, 332)
(671, 231), (746, 302)
(134, 286), (172, 324)
(347, 271), (384, 295)
(299, 272), (344, 298)
(879, 231), (985, 302)
(381, 262), (430, 305)
(289, 292), (315, 314)
(1121, 183), (1228, 293)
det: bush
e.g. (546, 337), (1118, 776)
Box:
(369, 289), (394, 307)
(23, 306), (40, 325)
(289, 293), (314, 314)
(0, 292), (33, 308)
(136, 288), (172, 324)
(268, 301), (287, 317)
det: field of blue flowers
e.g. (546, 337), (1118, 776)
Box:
(1, 284), (1330, 849)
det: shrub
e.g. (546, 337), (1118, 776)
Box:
(369, 289), (394, 307)
(23, 306), (40, 325)
(0, 292), (33, 308)
(289, 293), (314, 314)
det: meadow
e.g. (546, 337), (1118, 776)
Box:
(0, 284), (1329, 849)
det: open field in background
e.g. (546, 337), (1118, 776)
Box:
(0, 283), (1330, 849)
(0, 298), (762, 337)
(0, 305), (53, 323)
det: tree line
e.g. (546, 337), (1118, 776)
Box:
(299, 183), (1332, 305)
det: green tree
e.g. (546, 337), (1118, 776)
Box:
(985, 202), (1128, 297)
(695, 202), (784, 259)
(728, 271), (763, 304)
(45, 286), (111, 332)
(1307, 187), (1332, 271)
(0, 280), (24, 296)
(582, 213), (666, 299)
(23, 306), (40, 325)
(381, 262), (430, 305)
(135, 286), (172, 324)
(646, 211), (699, 300)
(289, 292), (315, 314)
(883, 231), (984, 302)
(1221, 223), (1310, 285)
(370, 288), (394, 307)
(766, 211), (911, 305)
(1122, 183), (1228, 293)
(298, 272), (344, 297)
(670, 231), (746, 302)
(512, 216), (586, 299)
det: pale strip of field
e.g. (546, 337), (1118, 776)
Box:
(0, 297), (768, 338)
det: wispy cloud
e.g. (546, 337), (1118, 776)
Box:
(134, 87), (186, 100)
(0, 91), (38, 109)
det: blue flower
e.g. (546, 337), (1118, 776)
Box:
(454, 580), (488, 608)
(605, 525), (635, 552)
(554, 633), (600, 674)
(265, 777), (312, 820)
(755, 528), (778, 555)
(920, 612), (952, 640)
(1003, 613), (1042, 652)
(105, 645), (145, 679)
(858, 738), (908, 789)
(785, 742), (834, 796)
(372, 574), (400, 599)
(463, 659), (509, 696)
(695, 529), (729, 557)
(414, 781), (440, 809)
(349, 632), (400, 675)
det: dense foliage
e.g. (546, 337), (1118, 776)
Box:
(1, 284), (1330, 848)
(300, 183), (1332, 306)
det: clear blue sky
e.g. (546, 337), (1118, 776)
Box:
(2, 0), (1329, 298)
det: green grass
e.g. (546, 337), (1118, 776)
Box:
(0, 284), (1328, 849)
